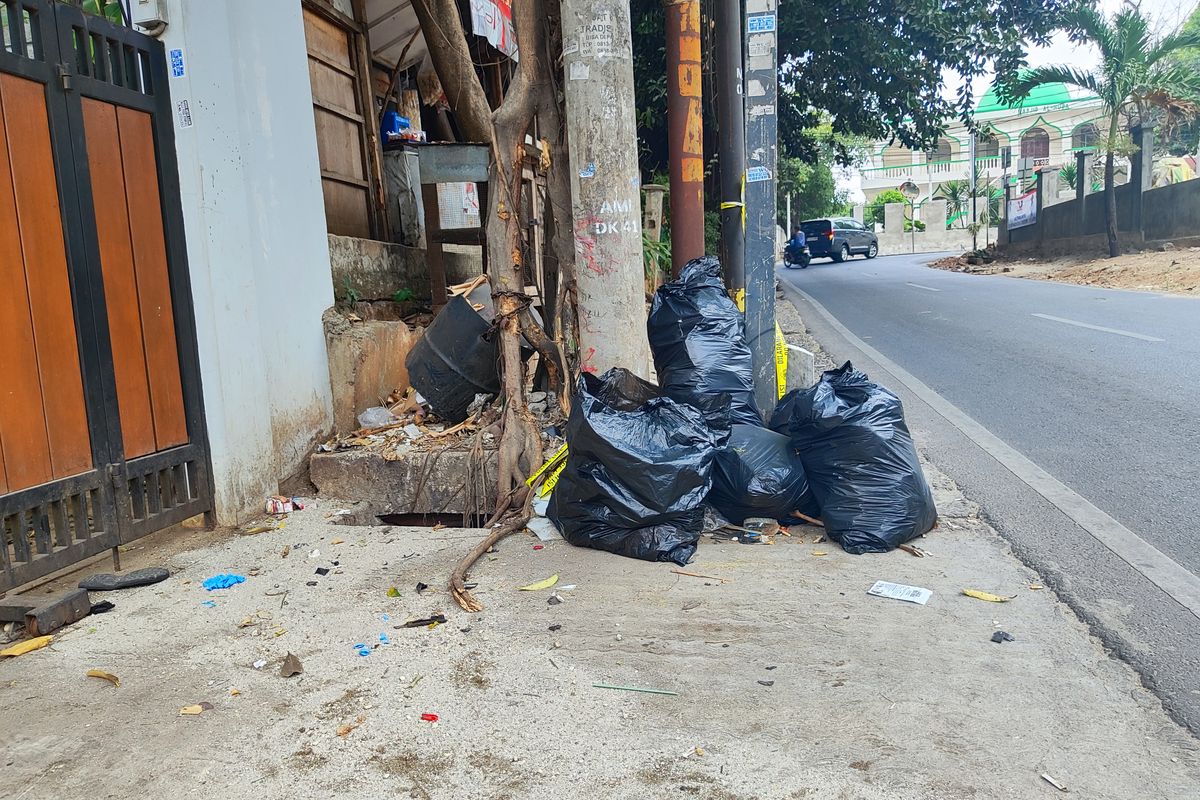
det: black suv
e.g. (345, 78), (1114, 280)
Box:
(800, 218), (879, 262)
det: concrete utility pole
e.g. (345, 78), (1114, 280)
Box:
(665, 0), (705, 275)
(559, 0), (653, 378)
(743, 0), (779, 415)
(715, 0), (745, 290)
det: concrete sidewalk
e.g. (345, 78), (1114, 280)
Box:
(2, 470), (1198, 799)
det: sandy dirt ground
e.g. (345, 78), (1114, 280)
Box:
(929, 246), (1200, 294)
(2, 465), (1198, 799)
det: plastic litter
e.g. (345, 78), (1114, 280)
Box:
(357, 406), (398, 429)
(265, 495), (303, 514)
(420, 713), (439, 722)
(549, 368), (729, 565)
(708, 424), (819, 525)
(990, 630), (1015, 644)
(202, 574), (246, 591)
(90, 601), (115, 614)
(867, 580), (932, 605)
(647, 256), (762, 425)
(770, 362), (937, 554)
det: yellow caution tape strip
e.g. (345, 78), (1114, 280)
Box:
(525, 442), (568, 487)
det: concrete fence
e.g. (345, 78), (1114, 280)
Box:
(1000, 126), (1199, 254)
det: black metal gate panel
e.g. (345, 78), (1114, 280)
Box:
(0, 0), (211, 592)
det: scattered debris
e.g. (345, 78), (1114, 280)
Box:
(202, 574), (246, 591)
(386, 587), (401, 598)
(1028, 584), (1044, 590)
(757, 680), (775, 687)
(265, 495), (304, 515)
(253, 659), (268, 670)
(229, 688), (241, 696)
(532, 544), (545, 551)
(962, 589), (1015, 603)
(243, 523), (282, 535)
(337, 714), (367, 736)
(518, 574), (559, 591)
(682, 601), (701, 611)
(592, 683), (679, 696)
(1040, 773), (1068, 792)
(790, 512), (825, 528)
(867, 580), (932, 605)
(671, 569), (730, 583)
(354, 643), (371, 657)
(897, 543), (927, 558)
(86, 669), (121, 688)
(314, 567), (330, 577)
(309, 549), (320, 559)
(200, 600), (217, 608)
(79, 567), (169, 591)
(420, 712), (439, 723)
(548, 624), (562, 632)
(90, 601), (115, 614)
(179, 702), (213, 716)
(280, 545), (291, 559)
(812, 551), (829, 557)
(358, 406), (399, 429)
(547, 593), (563, 606)
(403, 614), (447, 628)
(527, 517), (562, 542)
(331, 538), (345, 545)
(990, 631), (1016, 644)
(280, 653), (304, 677)
(415, 582), (429, 594)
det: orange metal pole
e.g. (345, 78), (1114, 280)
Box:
(665, 0), (705, 277)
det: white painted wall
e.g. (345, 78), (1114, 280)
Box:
(158, 0), (335, 523)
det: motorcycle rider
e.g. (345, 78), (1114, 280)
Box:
(785, 225), (807, 263)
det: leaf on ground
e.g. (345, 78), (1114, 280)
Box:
(86, 669), (120, 687)
(962, 588), (1016, 603)
(337, 714), (366, 737)
(280, 652), (304, 678)
(331, 538), (344, 545)
(0, 635), (53, 658)
(812, 551), (828, 557)
(179, 704), (205, 716)
(518, 574), (559, 591)
(386, 586), (401, 598)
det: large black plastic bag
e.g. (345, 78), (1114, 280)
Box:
(549, 368), (730, 565)
(647, 256), (762, 426)
(708, 424), (820, 525)
(769, 362), (937, 553)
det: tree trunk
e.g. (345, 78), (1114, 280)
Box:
(1104, 114), (1120, 258)
(413, 0), (568, 611)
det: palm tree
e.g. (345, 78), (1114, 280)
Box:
(1001, 6), (1200, 257)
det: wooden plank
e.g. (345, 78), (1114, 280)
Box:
(49, 500), (70, 548)
(82, 98), (156, 459)
(0, 79), (53, 492)
(307, 58), (359, 115)
(117, 107), (188, 451)
(1, 75), (92, 481)
(320, 180), (371, 238)
(303, 7), (353, 69)
(320, 168), (369, 188)
(313, 108), (366, 180)
(31, 504), (50, 555)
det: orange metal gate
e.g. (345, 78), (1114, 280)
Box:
(0, 0), (211, 592)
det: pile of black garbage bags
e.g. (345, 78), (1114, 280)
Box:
(549, 256), (937, 565)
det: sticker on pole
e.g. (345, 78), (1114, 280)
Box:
(169, 48), (186, 78)
(746, 166), (771, 183)
(867, 580), (932, 605)
(747, 14), (776, 33)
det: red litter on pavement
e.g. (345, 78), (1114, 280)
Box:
(533, 545), (544, 550)
(420, 713), (439, 723)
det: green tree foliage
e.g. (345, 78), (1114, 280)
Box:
(80, 0), (125, 23)
(999, 5), (1200, 256)
(864, 189), (907, 227)
(776, 0), (1074, 161)
(777, 157), (848, 227)
(1163, 6), (1200, 156)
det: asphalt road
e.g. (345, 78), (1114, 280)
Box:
(777, 251), (1200, 736)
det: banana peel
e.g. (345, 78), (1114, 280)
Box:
(86, 669), (121, 687)
(962, 588), (1016, 603)
(0, 635), (53, 658)
(518, 574), (559, 591)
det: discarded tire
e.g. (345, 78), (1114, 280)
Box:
(770, 362), (937, 553)
(549, 368), (730, 565)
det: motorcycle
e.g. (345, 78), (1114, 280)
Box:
(783, 242), (811, 269)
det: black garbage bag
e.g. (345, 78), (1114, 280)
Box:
(769, 362), (937, 554)
(708, 424), (820, 525)
(549, 368), (730, 565)
(647, 256), (762, 426)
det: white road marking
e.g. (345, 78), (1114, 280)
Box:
(783, 283), (1200, 623)
(1031, 313), (1164, 342)
(906, 282), (941, 292)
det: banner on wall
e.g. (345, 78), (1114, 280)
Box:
(471, 0), (519, 60)
(1007, 189), (1037, 230)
